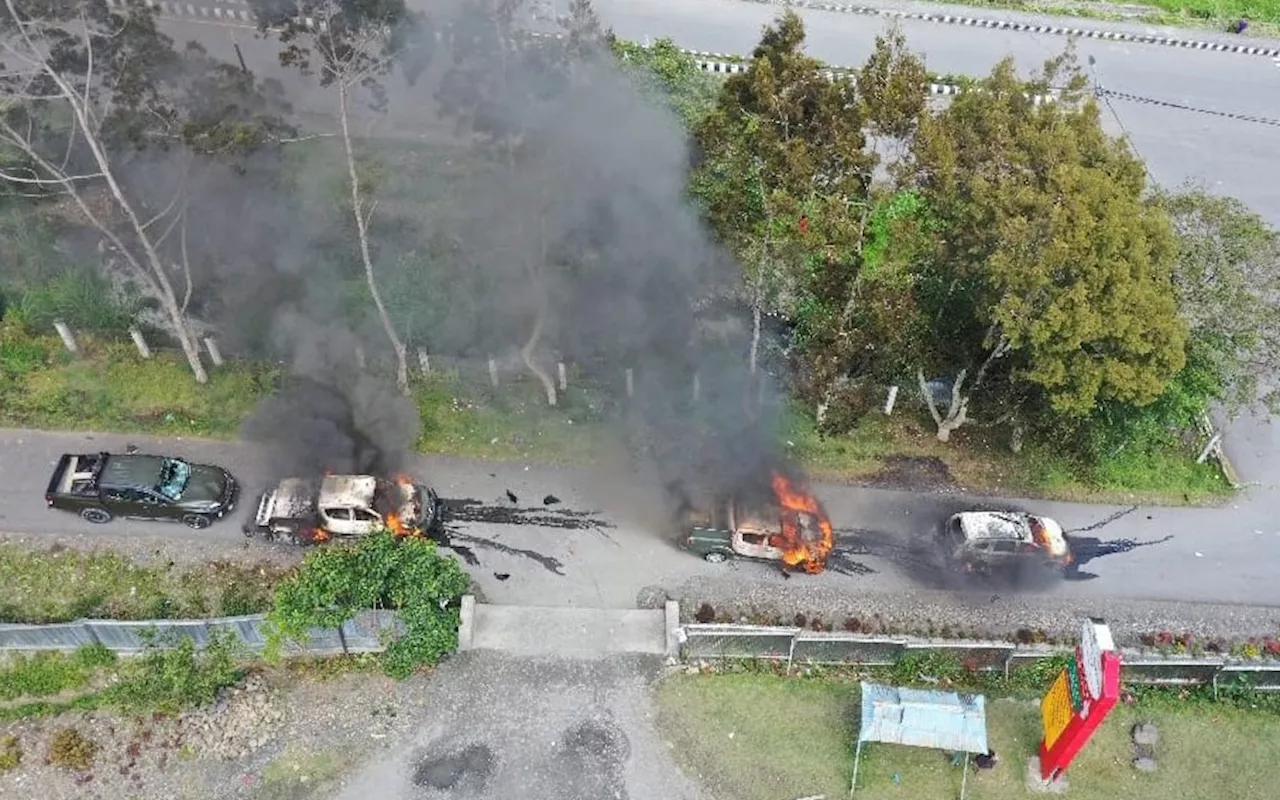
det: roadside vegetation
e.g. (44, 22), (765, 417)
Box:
(657, 669), (1280, 800)
(0, 543), (282, 624)
(2, 3), (1276, 507)
(934, 0), (1277, 34)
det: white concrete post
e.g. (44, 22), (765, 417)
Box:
(692, 372), (701, 402)
(52, 321), (78, 354)
(625, 368), (634, 398)
(488, 357), (499, 388)
(354, 346), (366, 370)
(884, 385), (899, 415)
(557, 361), (567, 391)
(417, 349), (431, 376)
(128, 327), (152, 359)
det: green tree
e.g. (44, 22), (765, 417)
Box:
(250, 0), (435, 394)
(905, 54), (1187, 440)
(267, 531), (470, 678)
(608, 37), (719, 127)
(693, 12), (873, 387)
(1154, 184), (1280, 416)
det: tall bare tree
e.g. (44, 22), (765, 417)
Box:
(250, 0), (434, 394)
(0, 0), (233, 381)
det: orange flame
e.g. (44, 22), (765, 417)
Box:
(386, 513), (409, 537)
(312, 528), (329, 544)
(770, 470), (835, 574)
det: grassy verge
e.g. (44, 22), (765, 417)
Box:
(0, 544), (283, 624)
(656, 671), (1280, 800)
(894, 0), (1280, 37)
(0, 322), (1230, 505)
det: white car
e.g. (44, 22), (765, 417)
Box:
(245, 474), (441, 545)
(941, 511), (1074, 573)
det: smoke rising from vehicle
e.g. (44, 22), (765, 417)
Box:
(216, 0), (788, 492)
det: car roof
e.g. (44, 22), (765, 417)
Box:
(319, 474), (377, 508)
(957, 512), (1033, 542)
(101, 455), (167, 488)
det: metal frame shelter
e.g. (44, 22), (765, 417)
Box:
(850, 682), (990, 799)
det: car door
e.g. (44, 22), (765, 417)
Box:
(320, 506), (357, 536)
(101, 488), (149, 519)
(351, 507), (381, 536)
(141, 488), (185, 521)
(990, 540), (1019, 566)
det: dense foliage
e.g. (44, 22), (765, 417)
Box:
(267, 531), (470, 678)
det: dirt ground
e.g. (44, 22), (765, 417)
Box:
(0, 666), (428, 800)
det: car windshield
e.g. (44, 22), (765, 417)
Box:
(156, 458), (192, 501)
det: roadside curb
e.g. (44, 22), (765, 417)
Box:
(693, 57), (1057, 104)
(743, 0), (1280, 58)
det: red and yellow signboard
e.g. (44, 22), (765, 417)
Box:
(1038, 620), (1122, 781)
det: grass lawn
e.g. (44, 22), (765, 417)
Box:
(0, 544), (283, 624)
(0, 323), (1231, 505)
(656, 672), (1280, 800)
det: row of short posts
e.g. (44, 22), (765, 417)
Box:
(52, 321), (224, 367)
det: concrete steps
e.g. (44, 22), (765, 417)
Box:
(458, 597), (679, 659)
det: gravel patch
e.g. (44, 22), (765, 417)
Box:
(0, 667), (429, 800)
(656, 574), (1280, 645)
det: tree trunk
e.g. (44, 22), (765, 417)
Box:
(5, 55), (209, 383)
(918, 368), (969, 442)
(521, 218), (557, 406)
(338, 81), (409, 394)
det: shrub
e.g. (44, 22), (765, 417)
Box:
(48, 727), (97, 771)
(268, 530), (470, 679)
(107, 630), (245, 715)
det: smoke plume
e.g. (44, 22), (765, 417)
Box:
(210, 1), (789, 492)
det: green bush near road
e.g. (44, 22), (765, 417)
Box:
(0, 646), (116, 703)
(656, 671), (1280, 800)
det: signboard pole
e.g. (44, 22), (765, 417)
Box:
(1038, 620), (1122, 782)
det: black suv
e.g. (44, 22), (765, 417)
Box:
(45, 451), (240, 529)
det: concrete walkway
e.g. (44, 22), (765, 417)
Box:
(458, 597), (678, 659)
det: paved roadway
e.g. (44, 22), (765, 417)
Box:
(4, 429), (1279, 612)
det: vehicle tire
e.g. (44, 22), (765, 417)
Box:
(181, 514), (212, 530)
(80, 507), (112, 524)
(704, 551), (728, 564)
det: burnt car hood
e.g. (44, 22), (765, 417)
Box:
(177, 465), (232, 509)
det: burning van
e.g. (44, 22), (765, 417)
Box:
(244, 473), (442, 545)
(678, 471), (836, 574)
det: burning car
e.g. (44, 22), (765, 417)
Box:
(940, 511), (1073, 574)
(678, 471), (836, 574)
(244, 473), (442, 545)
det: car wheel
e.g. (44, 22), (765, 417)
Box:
(182, 514), (212, 530)
(704, 551), (728, 564)
(80, 507), (112, 524)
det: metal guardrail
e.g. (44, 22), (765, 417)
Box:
(681, 624), (1280, 692)
(0, 611), (403, 655)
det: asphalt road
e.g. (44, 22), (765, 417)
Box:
(5, 428), (1279, 611)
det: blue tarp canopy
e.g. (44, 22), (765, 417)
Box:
(850, 682), (989, 797)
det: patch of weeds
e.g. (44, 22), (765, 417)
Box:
(260, 747), (347, 800)
(282, 653), (382, 681)
(0, 645), (117, 702)
(107, 630), (246, 715)
(0, 735), (21, 772)
(48, 727), (98, 771)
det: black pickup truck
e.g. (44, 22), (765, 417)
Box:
(45, 452), (240, 529)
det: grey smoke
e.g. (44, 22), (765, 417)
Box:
(215, 1), (789, 491)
